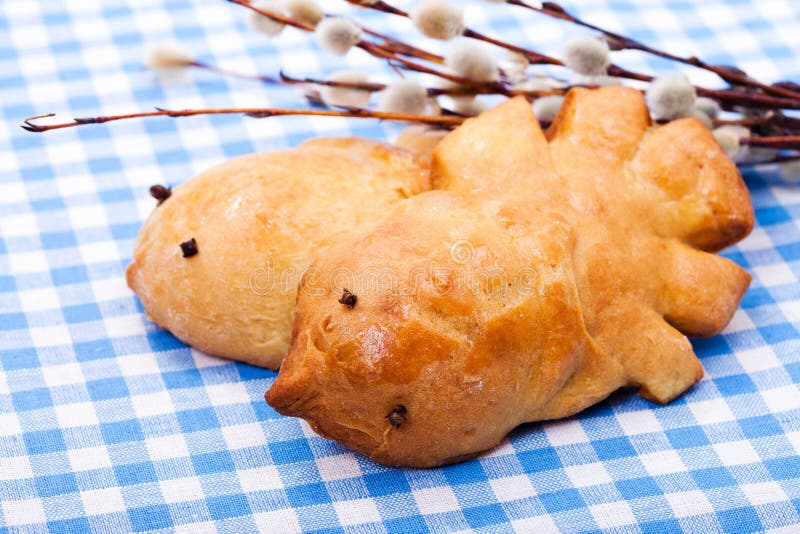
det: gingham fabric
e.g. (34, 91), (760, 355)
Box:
(2, 0), (799, 532)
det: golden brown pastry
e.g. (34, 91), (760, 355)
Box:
(266, 88), (753, 467)
(126, 137), (430, 369)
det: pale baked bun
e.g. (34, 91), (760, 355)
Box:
(267, 89), (753, 467)
(127, 137), (430, 369)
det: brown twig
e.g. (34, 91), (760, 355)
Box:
(228, 0), (442, 64)
(506, 0), (800, 100)
(361, 27), (443, 64)
(358, 40), (513, 96)
(741, 136), (800, 150)
(714, 113), (800, 136)
(191, 61), (279, 84)
(228, 0), (511, 96)
(348, 0), (561, 66)
(347, 0), (800, 110)
(279, 71), (387, 92)
(21, 108), (465, 133)
(737, 153), (800, 167)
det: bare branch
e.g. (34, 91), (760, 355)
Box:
(22, 107), (465, 133)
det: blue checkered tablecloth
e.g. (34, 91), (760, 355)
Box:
(1, 0), (799, 532)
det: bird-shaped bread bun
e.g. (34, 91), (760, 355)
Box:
(266, 87), (753, 467)
(127, 137), (430, 369)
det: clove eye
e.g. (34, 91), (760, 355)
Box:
(338, 288), (357, 308)
(149, 184), (172, 204)
(386, 405), (407, 428)
(179, 238), (198, 258)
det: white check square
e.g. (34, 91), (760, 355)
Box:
(81, 487), (125, 515)
(160, 476), (205, 503)
(489, 475), (535, 502)
(590, 501), (636, 529)
(237, 466), (283, 492)
(2, 498), (46, 526)
(413, 486), (460, 515)
(146, 434), (189, 461)
(333, 499), (381, 526)
(315, 453), (361, 482)
(68, 445), (112, 472)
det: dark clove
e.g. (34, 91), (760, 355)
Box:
(338, 289), (357, 308)
(179, 238), (198, 258)
(386, 405), (407, 428)
(149, 184), (171, 205)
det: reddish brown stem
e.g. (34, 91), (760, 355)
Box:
(737, 153), (800, 167)
(228, 0), (442, 65)
(280, 71), (387, 92)
(228, 0), (508, 96)
(506, 0), (800, 100)
(350, 0), (561, 66)
(698, 88), (800, 110)
(227, 0), (800, 113)
(741, 136), (800, 150)
(192, 61), (279, 84)
(349, 0), (800, 110)
(21, 108), (465, 133)
(362, 27), (443, 64)
(359, 40), (513, 96)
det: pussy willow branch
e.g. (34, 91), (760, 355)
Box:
(227, 0), (509, 95)
(714, 113), (800, 136)
(186, 58), (563, 99)
(193, 60), (800, 118)
(737, 154), (800, 167)
(175, 60), (800, 118)
(741, 136), (800, 149)
(191, 61), (279, 84)
(227, 0), (442, 64)
(359, 40), (513, 95)
(361, 27), (443, 64)
(346, 0), (560, 66)
(279, 71), (565, 98)
(21, 110), (800, 155)
(349, 0), (800, 111)
(506, 0), (800, 100)
(21, 109), (465, 133)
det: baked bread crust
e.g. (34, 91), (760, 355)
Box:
(266, 88), (753, 467)
(126, 137), (430, 369)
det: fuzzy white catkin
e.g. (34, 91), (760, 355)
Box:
(145, 42), (194, 69)
(562, 35), (610, 75)
(315, 17), (362, 55)
(445, 40), (498, 83)
(501, 51), (529, 83)
(646, 75), (696, 120)
(713, 125), (749, 161)
(285, 0), (324, 26)
(380, 79), (428, 115)
(694, 96), (721, 120)
(512, 78), (561, 92)
(573, 74), (621, 87)
(779, 160), (800, 183)
(247, 0), (287, 38)
(710, 111), (775, 163)
(453, 97), (487, 117)
(411, 0), (464, 40)
(532, 95), (564, 123)
(688, 108), (713, 129)
(320, 71), (371, 108)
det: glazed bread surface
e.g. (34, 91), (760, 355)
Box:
(126, 137), (430, 369)
(267, 88), (754, 467)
